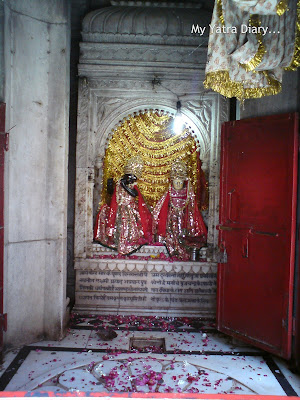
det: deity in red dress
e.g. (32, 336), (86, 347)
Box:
(153, 161), (207, 260)
(94, 156), (152, 255)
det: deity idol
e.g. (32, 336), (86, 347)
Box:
(153, 161), (207, 260)
(94, 156), (152, 255)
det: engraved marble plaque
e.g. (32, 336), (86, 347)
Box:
(74, 261), (217, 317)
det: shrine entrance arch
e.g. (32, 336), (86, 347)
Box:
(73, 3), (229, 316)
(74, 92), (227, 317)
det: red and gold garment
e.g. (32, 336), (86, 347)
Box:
(153, 182), (207, 260)
(94, 182), (152, 255)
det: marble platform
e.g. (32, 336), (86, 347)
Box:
(74, 246), (217, 317)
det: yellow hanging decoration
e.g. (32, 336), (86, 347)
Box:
(205, 0), (299, 101)
(204, 70), (282, 101)
(217, 0), (225, 26)
(100, 111), (207, 210)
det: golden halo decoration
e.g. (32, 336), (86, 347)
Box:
(100, 110), (208, 210)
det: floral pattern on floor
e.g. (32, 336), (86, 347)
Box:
(1, 314), (300, 396)
(34, 355), (256, 394)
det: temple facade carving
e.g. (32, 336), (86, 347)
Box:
(74, 2), (229, 316)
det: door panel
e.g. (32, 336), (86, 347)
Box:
(0, 103), (5, 353)
(218, 113), (298, 359)
(218, 229), (249, 328)
(220, 115), (297, 231)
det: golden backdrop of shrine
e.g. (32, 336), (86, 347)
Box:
(101, 110), (208, 210)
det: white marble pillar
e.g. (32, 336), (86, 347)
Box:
(3, 0), (70, 345)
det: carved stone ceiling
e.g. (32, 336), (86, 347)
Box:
(82, 1), (212, 46)
(86, 0), (213, 10)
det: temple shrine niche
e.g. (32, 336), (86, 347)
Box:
(93, 111), (209, 257)
(74, 1), (229, 317)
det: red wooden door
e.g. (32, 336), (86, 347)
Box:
(218, 112), (298, 359)
(0, 103), (6, 352)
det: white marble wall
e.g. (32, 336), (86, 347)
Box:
(3, 0), (70, 345)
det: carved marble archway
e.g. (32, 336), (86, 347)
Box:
(74, 2), (229, 316)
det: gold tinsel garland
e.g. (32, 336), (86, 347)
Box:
(276, 0), (289, 16)
(100, 111), (207, 210)
(217, 0), (225, 25)
(204, 70), (282, 100)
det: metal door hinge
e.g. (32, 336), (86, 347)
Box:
(5, 132), (9, 151)
(0, 131), (9, 151)
(1, 124), (16, 151)
(0, 313), (7, 332)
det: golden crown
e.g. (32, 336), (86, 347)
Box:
(170, 160), (188, 180)
(124, 155), (144, 178)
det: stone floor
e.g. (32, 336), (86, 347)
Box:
(0, 315), (300, 397)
